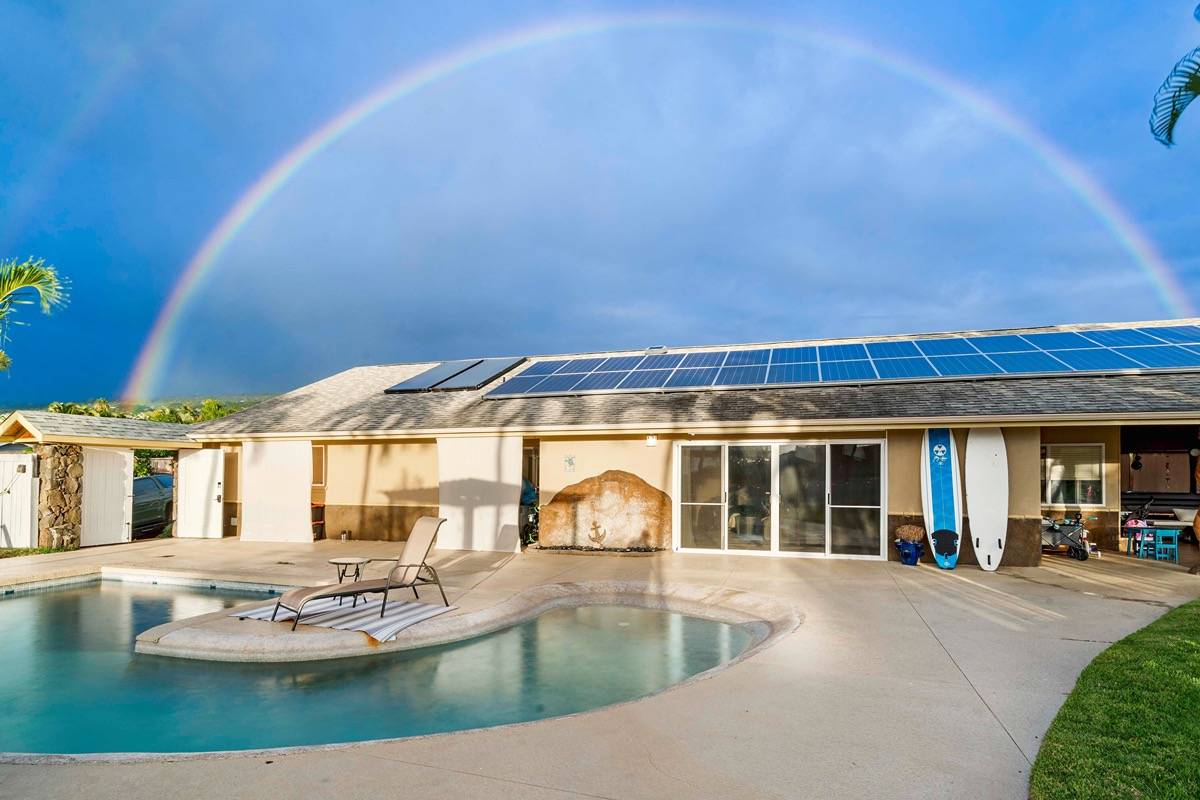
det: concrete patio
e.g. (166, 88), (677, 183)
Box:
(2, 539), (1198, 799)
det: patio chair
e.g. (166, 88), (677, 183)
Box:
(270, 516), (448, 630)
(1156, 530), (1180, 564)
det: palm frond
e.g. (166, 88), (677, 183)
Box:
(1150, 46), (1200, 146)
(0, 257), (67, 316)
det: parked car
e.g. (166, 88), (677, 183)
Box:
(133, 474), (173, 538)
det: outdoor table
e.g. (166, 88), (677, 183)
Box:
(328, 556), (370, 582)
(328, 556), (372, 606)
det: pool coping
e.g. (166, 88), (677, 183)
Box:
(134, 579), (799, 664)
(0, 574), (802, 765)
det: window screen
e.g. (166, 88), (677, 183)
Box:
(1042, 444), (1104, 506)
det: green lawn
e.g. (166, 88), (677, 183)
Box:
(1030, 598), (1200, 799)
(0, 547), (67, 559)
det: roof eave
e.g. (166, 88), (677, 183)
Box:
(184, 409), (1200, 442)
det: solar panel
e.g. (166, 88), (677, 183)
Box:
(529, 373), (587, 393)
(483, 322), (1200, 399)
(598, 355), (644, 371)
(766, 362), (819, 383)
(873, 357), (937, 379)
(1048, 348), (1141, 371)
(967, 334), (1037, 353)
(987, 351), (1068, 373)
(1080, 329), (1163, 347)
(666, 367), (719, 388)
(680, 351), (727, 368)
(819, 343), (869, 361)
(915, 338), (978, 357)
(385, 360), (480, 393)
(724, 349), (771, 366)
(1021, 331), (1100, 349)
(435, 357), (526, 390)
(637, 353), (685, 370)
(717, 365), (768, 385)
(866, 341), (921, 359)
(1115, 346), (1200, 368)
(520, 359), (570, 377)
(572, 370), (632, 391)
(929, 354), (1001, 376)
(487, 375), (550, 396)
(619, 369), (673, 389)
(821, 360), (876, 381)
(771, 346), (817, 363)
(556, 357), (605, 374)
(1138, 325), (1200, 344)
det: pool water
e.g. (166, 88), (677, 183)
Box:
(0, 581), (754, 754)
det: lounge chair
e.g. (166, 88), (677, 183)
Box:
(271, 516), (448, 630)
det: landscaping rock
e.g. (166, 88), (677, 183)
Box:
(539, 469), (671, 550)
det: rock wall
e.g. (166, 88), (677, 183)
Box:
(36, 444), (83, 548)
(540, 469), (671, 550)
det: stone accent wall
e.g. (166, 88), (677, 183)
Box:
(35, 444), (83, 548)
(323, 504), (439, 542)
(887, 513), (1042, 567)
(540, 469), (671, 550)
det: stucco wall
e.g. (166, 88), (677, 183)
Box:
(886, 427), (1042, 566)
(1040, 424), (1121, 549)
(319, 440), (439, 541)
(539, 437), (674, 502)
(239, 440), (313, 542)
(436, 435), (522, 552)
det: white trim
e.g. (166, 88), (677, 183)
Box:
(311, 444), (326, 487)
(673, 438), (887, 560)
(1041, 442), (1106, 508)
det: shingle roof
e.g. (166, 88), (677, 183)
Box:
(3, 410), (195, 444)
(190, 361), (1200, 438)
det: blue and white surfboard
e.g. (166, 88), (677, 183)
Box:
(920, 428), (963, 569)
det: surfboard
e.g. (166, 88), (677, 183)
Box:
(920, 428), (963, 569)
(965, 428), (1008, 571)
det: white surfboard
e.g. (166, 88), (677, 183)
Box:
(920, 428), (963, 569)
(965, 428), (1008, 571)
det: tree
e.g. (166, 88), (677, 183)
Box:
(0, 257), (67, 371)
(1150, 5), (1200, 146)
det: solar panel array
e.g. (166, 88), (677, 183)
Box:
(485, 324), (1200, 398)
(386, 357), (525, 393)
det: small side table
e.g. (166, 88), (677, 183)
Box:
(328, 556), (371, 606)
(328, 556), (371, 598)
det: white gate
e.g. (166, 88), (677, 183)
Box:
(81, 447), (133, 547)
(0, 453), (38, 548)
(177, 448), (225, 538)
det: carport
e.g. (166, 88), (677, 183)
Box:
(0, 411), (198, 548)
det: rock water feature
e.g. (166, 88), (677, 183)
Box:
(539, 469), (671, 550)
(35, 443), (83, 548)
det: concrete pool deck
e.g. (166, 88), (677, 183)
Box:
(2, 538), (1199, 799)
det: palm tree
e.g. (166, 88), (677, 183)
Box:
(1150, 5), (1200, 146)
(0, 257), (67, 371)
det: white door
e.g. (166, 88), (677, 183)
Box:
(81, 447), (133, 547)
(177, 449), (225, 539)
(0, 453), (38, 548)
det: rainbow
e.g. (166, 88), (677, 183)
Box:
(121, 11), (1193, 402)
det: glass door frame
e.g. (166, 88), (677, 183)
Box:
(672, 438), (887, 560)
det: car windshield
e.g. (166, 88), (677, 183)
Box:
(154, 474), (173, 488)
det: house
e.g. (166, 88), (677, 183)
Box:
(6, 318), (1200, 564)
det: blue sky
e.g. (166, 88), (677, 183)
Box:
(1, 1), (1198, 406)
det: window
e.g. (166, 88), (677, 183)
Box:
(1042, 444), (1104, 506)
(312, 445), (326, 486)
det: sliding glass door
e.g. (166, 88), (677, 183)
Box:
(678, 441), (884, 558)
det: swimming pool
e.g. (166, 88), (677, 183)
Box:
(0, 580), (755, 755)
